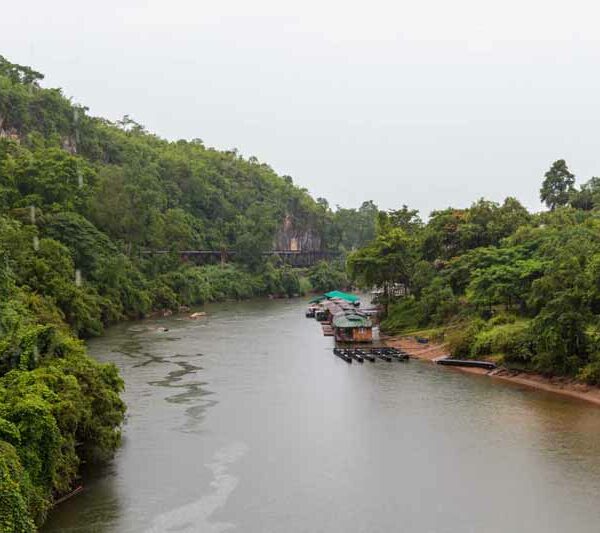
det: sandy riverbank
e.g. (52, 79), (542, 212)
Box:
(384, 335), (600, 407)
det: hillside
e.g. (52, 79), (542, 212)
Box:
(0, 55), (379, 531)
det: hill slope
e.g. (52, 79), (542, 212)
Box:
(0, 55), (377, 531)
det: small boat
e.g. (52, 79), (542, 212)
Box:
(372, 349), (392, 362)
(315, 309), (328, 322)
(356, 349), (376, 362)
(347, 350), (364, 363)
(333, 348), (352, 363)
(435, 358), (496, 370)
(385, 348), (409, 361)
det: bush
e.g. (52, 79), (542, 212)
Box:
(0, 441), (36, 533)
(308, 261), (348, 293)
(0, 281), (125, 528)
(280, 266), (301, 297)
(419, 278), (459, 325)
(149, 281), (179, 311)
(446, 319), (486, 358)
(531, 302), (588, 375)
(381, 298), (421, 334)
(470, 321), (533, 363)
(0, 351), (125, 527)
(488, 311), (517, 326)
(298, 275), (312, 295)
(578, 361), (600, 385)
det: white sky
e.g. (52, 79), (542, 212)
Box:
(2, 0), (600, 215)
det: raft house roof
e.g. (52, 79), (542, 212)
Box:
(322, 300), (353, 317)
(308, 291), (360, 304)
(332, 311), (372, 329)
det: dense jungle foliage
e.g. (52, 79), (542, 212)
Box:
(0, 55), (374, 530)
(349, 160), (600, 384)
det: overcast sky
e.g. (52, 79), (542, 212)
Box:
(2, 0), (599, 216)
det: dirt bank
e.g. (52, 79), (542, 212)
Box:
(384, 335), (600, 406)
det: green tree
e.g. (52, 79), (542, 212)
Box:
(347, 227), (416, 312)
(569, 176), (600, 211)
(540, 159), (575, 210)
(308, 261), (348, 292)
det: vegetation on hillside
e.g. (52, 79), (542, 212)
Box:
(349, 161), (600, 383)
(0, 55), (377, 530)
(12, 51), (600, 530)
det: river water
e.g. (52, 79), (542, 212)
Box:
(44, 298), (600, 533)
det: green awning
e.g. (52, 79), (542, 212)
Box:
(324, 291), (360, 303)
(308, 295), (326, 304)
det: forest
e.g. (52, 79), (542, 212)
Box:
(2, 52), (598, 532)
(349, 159), (600, 384)
(0, 55), (373, 530)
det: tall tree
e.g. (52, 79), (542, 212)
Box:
(540, 159), (575, 210)
(347, 227), (416, 312)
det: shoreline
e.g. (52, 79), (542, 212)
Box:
(384, 335), (600, 407)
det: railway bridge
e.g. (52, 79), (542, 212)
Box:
(141, 250), (340, 267)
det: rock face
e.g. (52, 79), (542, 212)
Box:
(0, 115), (20, 141)
(0, 114), (77, 154)
(61, 135), (78, 154)
(274, 214), (322, 252)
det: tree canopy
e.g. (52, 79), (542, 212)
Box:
(540, 159), (575, 210)
(349, 174), (600, 384)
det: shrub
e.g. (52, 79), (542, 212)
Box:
(531, 302), (588, 375)
(298, 275), (312, 295)
(578, 361), (600, 385)
(308, 261), (348, 293)
(280, 266), (301, 297)
(419, 278), (459, 325)
(488, 311), (517, 326)
(381, 298), (422, 334)
(470, 321), (533, 363)
(446, 319), (486, 358)
(0, 441), (36, 533)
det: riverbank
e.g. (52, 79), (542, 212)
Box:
(384, 336), (600, 406)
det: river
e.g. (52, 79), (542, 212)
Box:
(43, 297), (600, 533)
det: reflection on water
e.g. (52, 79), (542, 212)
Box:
(145, 441), (248, 533)
(44, 298), (600, 533)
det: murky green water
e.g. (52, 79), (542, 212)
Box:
(43, 298), (600, 532)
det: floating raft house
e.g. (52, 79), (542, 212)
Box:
(332, 311), (373, 342)
(308, 291), (373, 342)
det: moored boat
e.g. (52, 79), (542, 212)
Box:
(435, 358), (496, 370)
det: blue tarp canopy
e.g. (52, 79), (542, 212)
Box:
(324, 291), (360, 303)
(309, 291), (360, 304)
